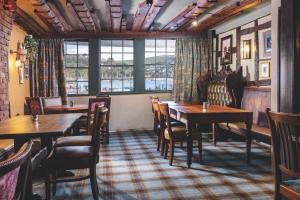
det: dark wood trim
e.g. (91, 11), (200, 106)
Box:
(236, 27), (241, 67)
(246, 79), (271, 87)
(254, 20), (259, 81)
(216, 34), (219, 72)
(240, 21), (271, 36)
(35, 31), (202, 39)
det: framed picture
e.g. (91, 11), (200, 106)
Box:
(19, 67), (24, 84)
(221, 35), (233, 64)
(260, 62), (270, 79)
(263, 30), (271, 57)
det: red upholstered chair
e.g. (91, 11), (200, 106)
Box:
(25, 97), (44, 115)
(55, 97), (111, 147)
(45, 106), (108, 200)
(0, 141), (32, 200)
(266, 108), (300, 200)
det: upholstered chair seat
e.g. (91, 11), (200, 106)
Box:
(54, 135), (92, 147)
(164, 126), (186, 140)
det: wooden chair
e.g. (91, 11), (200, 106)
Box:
(56, 97), (111, 147)
(158, 103), (202, 166)
(25, 97), (44, 115)
(266, 108), (300, 200)
(0, 141), (32, 200)
(45, 106), (108, 200)
(150, 96), (159, 134)
(42, 96), (62, 107)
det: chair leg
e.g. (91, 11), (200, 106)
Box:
(90, 166), (99, 200)
(212, 123), (217, 146)
(105, 125), (109, 144)
(169, 141), (175, 166)
(156, 134), (161, 151)
(198, 135), (202, 162)
(52, 169), (57, 196)
(45, 168), (51, 200)
(180, 141), (183, 148)
(164, 143), (169, 159)
(161, 137), (165, 156)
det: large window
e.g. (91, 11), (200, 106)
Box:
(100, 40), (134, 92)
(145, 39), (175, 91)
(64, 40), (89, 94)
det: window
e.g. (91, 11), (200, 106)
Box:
(145, 39), (175, 91)
(100, 40), (134, 92)
(64, 40), (89, 95)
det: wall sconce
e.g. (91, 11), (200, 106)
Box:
(10, 41), (27, 67)
(242, 40), (251, 59)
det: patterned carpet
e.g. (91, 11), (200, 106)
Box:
(33, 130), (274, 200)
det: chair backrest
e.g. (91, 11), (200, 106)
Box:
(42, 97), (62, 108)
(87, 97), (111, 133)
(152, 102), (161, 132)
(25, 97), (44, 115)
(150, 96), (159, 121)
(158, 103), (172, 137)
(0, 141), (32, 200)
(91, 106), (108, 156)
(96, 94), (110, 98)
(266, 108), (300, 179)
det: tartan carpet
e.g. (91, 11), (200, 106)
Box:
(33, 130), (274, 200)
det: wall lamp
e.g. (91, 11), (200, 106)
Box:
(242, 39), (251, 59)
(10, 41), (27, 67)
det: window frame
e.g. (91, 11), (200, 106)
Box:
(65, 39), (175, 96)
(64, 39), (89, 95)
(99, 39), (135, 93)
(144, 39), (175, 92)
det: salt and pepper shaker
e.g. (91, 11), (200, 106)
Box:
(70, 101), (74, 107)
(203, 102), (209, 111)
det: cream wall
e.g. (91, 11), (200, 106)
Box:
(69, 93), (172, 132)
(8, 25), (30, 117)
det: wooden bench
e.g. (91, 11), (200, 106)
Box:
(215, 86), (271, 158)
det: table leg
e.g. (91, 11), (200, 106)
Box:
(245, 121), (252, 164)
(186, 120), (193, 168)
(41, 136), (53, 154)
(212, 123), (217, 146)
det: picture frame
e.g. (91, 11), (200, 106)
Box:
(263, 30), (271, 57)
(260, 62), (270, 79)
(221, 35), (233, 64)
(19, 67), (24, 84)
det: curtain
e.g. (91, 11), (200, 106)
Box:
(30, 39), (67, 104)
(173, 37), (212, 102)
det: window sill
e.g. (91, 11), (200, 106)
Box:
(67, 91), (172, 97)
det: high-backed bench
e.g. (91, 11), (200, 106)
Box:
(216, 86), (271, 149)
(197, 66), (271, 162)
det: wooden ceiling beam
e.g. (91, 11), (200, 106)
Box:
(132, 1), (150, 32)
(161, 0), (216, 32)
(140, 0), (168, 32)
(66, 1), (86, 31)
(14, 7), (47, 36)
(104, 0), (112, 31)
(30, 0), (66, 33)
(68, 0), (98, 32)
(107, 0), (122, 32)
(47, 2), (72, 31)
(90, 8), (101, 31)
(190, 0), (267, 32)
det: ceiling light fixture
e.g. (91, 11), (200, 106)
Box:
(192, 20), (198, 27)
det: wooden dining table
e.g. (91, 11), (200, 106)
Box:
(44, 104), (88, 114)
(0, 113), (82, 200)
(166, 101), (253, 168)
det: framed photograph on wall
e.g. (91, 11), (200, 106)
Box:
(260, 62), (270, 79)
(263, 30), (271, 57)
(19, 67), (24, 84)
(221, 35), (233, 64)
